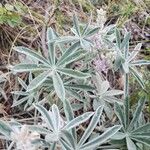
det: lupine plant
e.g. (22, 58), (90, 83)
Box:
(12, 27), (90, 101)
(0, 13), (150, 150)
(111, 28), (150, 149)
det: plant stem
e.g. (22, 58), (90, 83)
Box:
(124, 73), (129, 130)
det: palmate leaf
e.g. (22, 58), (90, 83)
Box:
(57, 68), (90, 79)
(13, 46), (50, 65)
(52, 71), (65, 101)
(50, 15), (99, 50)
(80, 125), (121, 150)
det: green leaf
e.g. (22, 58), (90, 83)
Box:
(121, 32), (131, 58)
(64, 84), (94, 91)
(47, 27), (57, 65)
(128, 43), (142, 62)
(121, 32), (131, 49)
(82, 19), (91, 36)
(126, 137), (137, 150)
(80, 39), (93, 49)
(122, 61), (129, 73)
(62, 131), (76, 149)
(50, 143), (57, 150)
(63, 112), (94, 130)
(63, 99), (76, 139)
(78, 106), (104, 146)
(34, 104), (54, 130)
(11, 91), (28, 96)
(131, 123), (150, 134)
(28, 125), (51, 135)
(104, 90), (124, 97)
(57, 42), (81, 67)
(85, 27), (100, 37)
(73, 14), (80, 36)
(128, 97), (145, 131)
(80, 125), (121, 150)
(57, 68), (90, 79)
(66, 88), (83, 102)
(12, 64), (50, 72)
(130, 67), (145, 89)
(52, 71), (65, 101)
(130, 136), (150, 147)
(114, 102), (125, 128)
(115, 28), (121, 49)
(131, 133), (150, 139)
(0, 121), (12, 138)
(99, 80), (109, 95)
(131, 60), (150, 66)
(27, 70), (51, 91)
(114, 55), (124, 71)
(18, 77), (27, 89)
(12, 97), (28, 107)
(60, 138), (73, 150)
(53, 36), (79, 44)
(111, 132), (126, 140)
(13, 46), (50, 65)
(51, 104), (62, 132)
